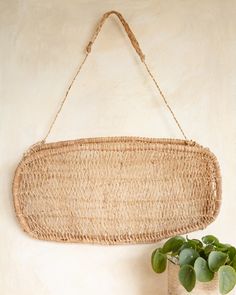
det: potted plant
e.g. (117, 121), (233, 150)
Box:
(151, 235), (236, 294)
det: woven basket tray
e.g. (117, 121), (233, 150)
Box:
(13, 137), (221, 244)
(13, 11), (222, 244)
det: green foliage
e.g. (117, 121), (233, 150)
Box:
(162, 236), (185, 254)
(232, 256), (236, 271)
(179, 265), (196, 292)
(202, 235), (219, 245)
(151, 250), (167, 273)
(219, 266), (236, 294)
(151, 235), (236, 294)
(179, 248), (200, 266)
(194, 257), (214, 282)
(151, 249), (158, 266)
(204, 244), (215, 256)
(208, 251), (228, 272)
(227, 246), (236, 261)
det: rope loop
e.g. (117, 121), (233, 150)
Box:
(43, 10), (187, 142)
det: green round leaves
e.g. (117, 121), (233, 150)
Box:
(151, 250), (167, 273)
(151, 235), (236, 294)
(204, 244), (215, 256)
(179, 265), (196, 292)
(151, 249), (157, 265)
(162, 236), (185, 254)
(202, 235), (219, 245)
(219, 266), (236, 294)
(186, 237), (203, 249)
(227, 246), (236, 261)
(232, 256), (236, 272)
(179, 248), (200, 266)
(194, 257), (214, 282)
(208, 251), (228, 272)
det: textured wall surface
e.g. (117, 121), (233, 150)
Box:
(0, 1), (236, 294)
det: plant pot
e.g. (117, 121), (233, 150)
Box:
(168, 261), (220, 295)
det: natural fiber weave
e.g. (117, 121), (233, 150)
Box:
(168, 262), (220, 295)
(13, 137), (221, 244)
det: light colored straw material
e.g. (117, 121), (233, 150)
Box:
(13, 137), (221, 244)
(13, 11), (222, 244)
(168, 261), (220, 295)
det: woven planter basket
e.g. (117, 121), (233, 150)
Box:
(12, 11), (221, 244)
(168, 262), (220, 295)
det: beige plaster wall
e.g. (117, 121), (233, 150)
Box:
(0, 0), (236, 294)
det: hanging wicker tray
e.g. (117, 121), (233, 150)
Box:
(13, 137), (221, 244)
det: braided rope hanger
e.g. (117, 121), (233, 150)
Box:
(42, 10), (187, 143)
